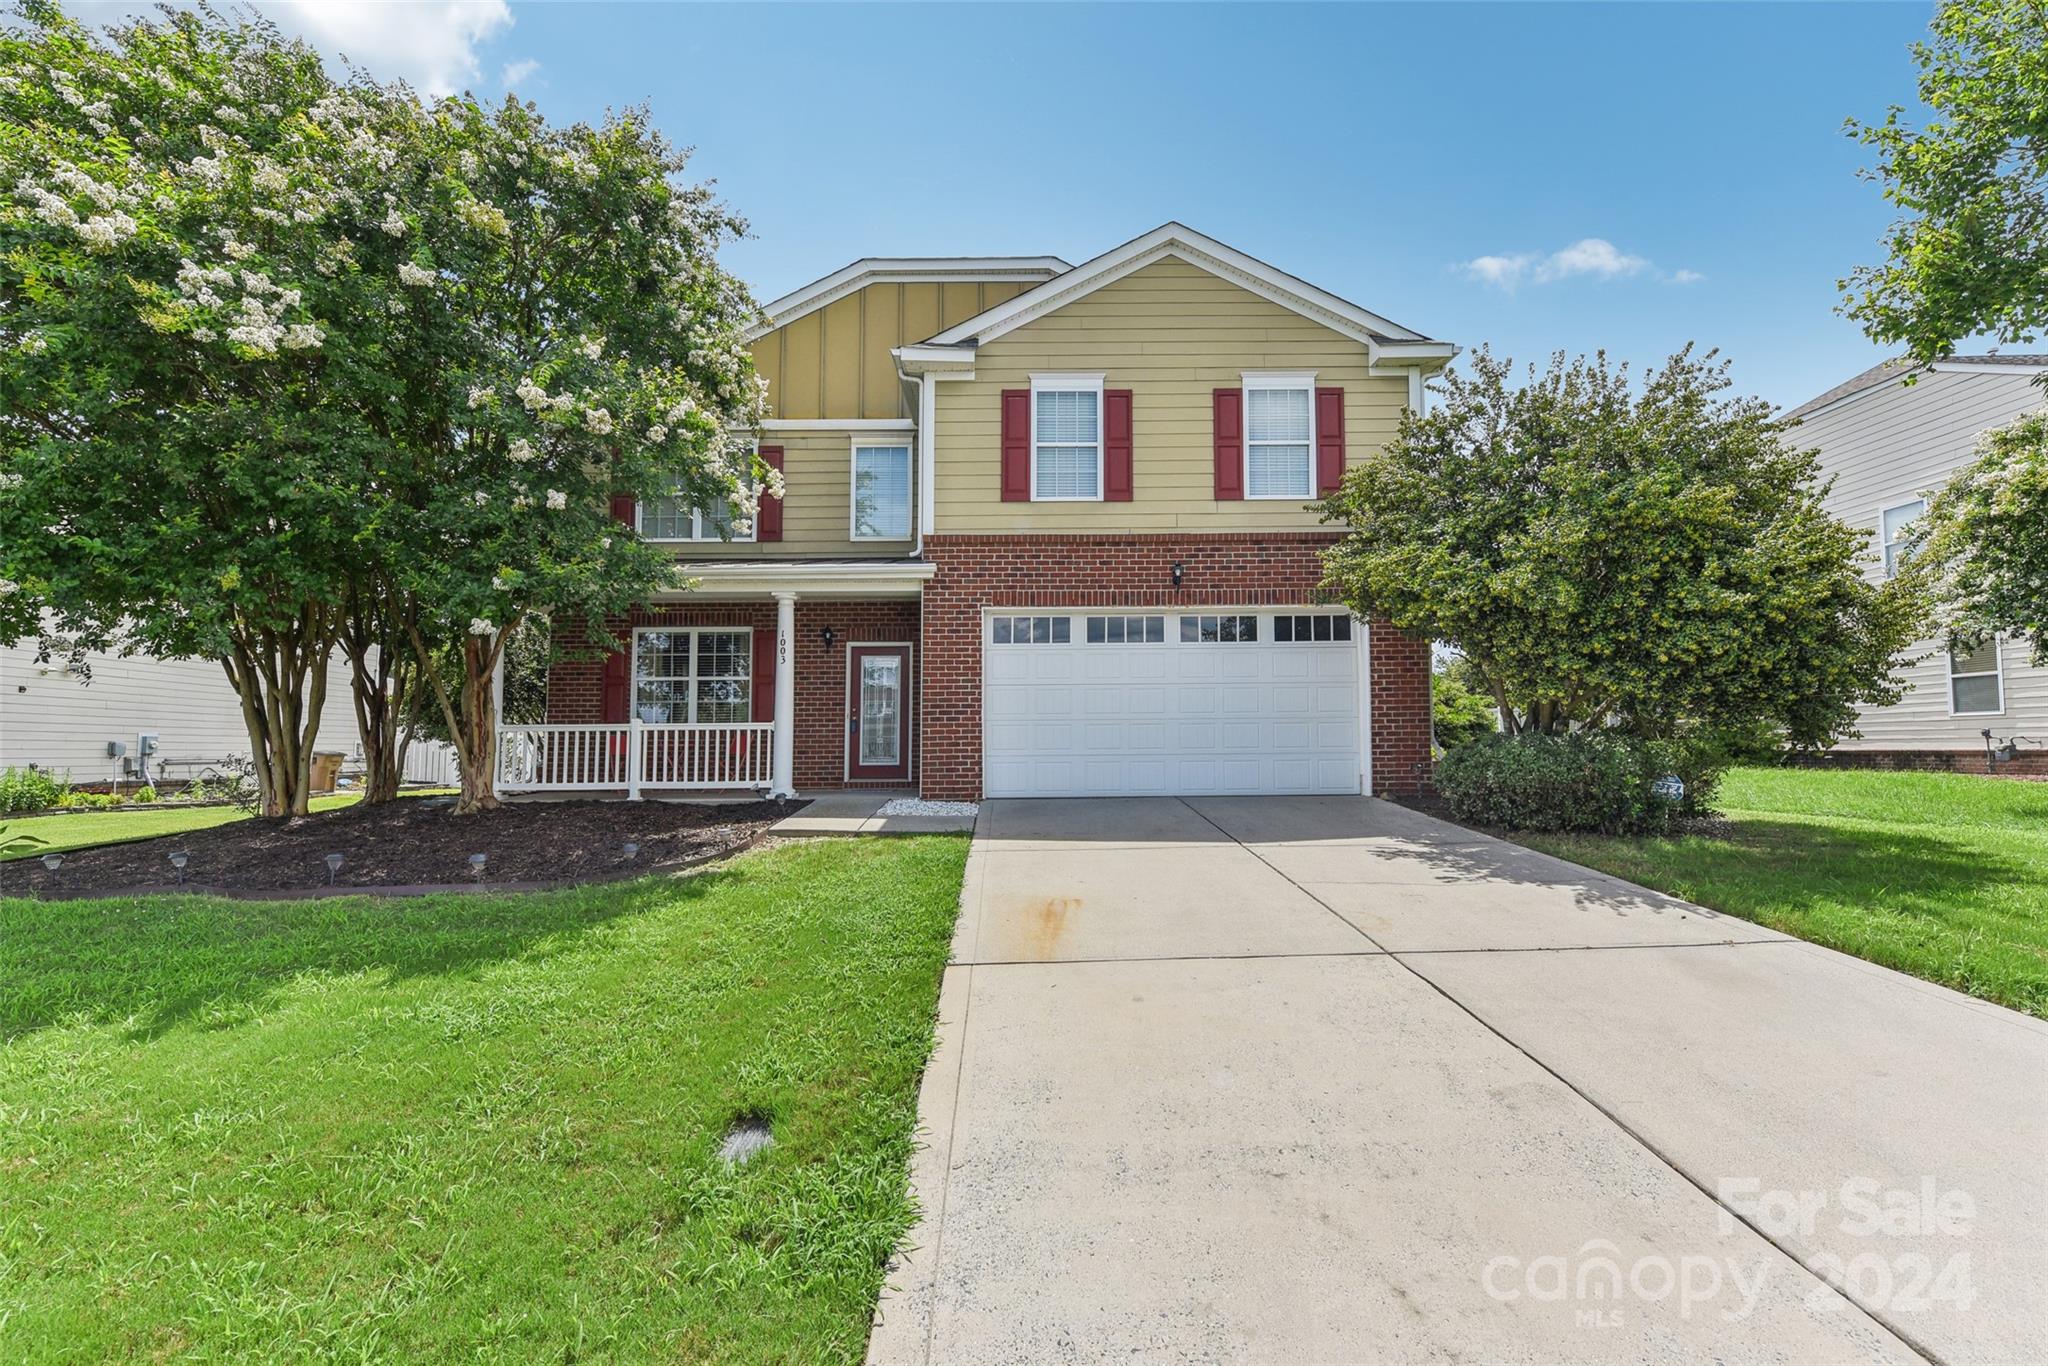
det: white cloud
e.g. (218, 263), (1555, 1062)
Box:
(1535, 238), (1647, 283)
(70, 1), (514, 95)
(264, 1), (511, 95)
(1460, 237), (1694, 290)
(1464, 252), (1536, 288)
(500, 57), (541, 88)
(1669, 268), (1706, 286)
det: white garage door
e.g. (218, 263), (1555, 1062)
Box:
(982, 609), (1364, 798)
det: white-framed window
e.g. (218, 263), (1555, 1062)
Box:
(1179, 614), (1260, 643)
(851, 440), (912, 540)
(1243, 372), (1316, 499)
(1031, 373), (1104, 501)
(1949, 637), (2004, 716)
(1879, 498), (1926, 578)
(638, 491), (754, 543)
(991, 615), (1071, 645)
(1275, 613), (1352, 643)
(1085, 614), (1166, 644)
(632, 627), (751, 723)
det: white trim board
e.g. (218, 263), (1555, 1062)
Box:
(761, 418), (914, 432)
(749, 256), (1070, 339)
(922, 223), (1452, 363)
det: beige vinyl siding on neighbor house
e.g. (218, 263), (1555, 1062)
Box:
(752, 280), (1035, 421)
(1795, 364), (2048, 749)
(654, 428), (915, 559)
(931, 259), (1409, 531)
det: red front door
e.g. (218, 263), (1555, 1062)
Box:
(847, 645), (912, 782)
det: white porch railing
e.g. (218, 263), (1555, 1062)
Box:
(497, 721), (775, 795)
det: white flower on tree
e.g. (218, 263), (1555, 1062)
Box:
(507, 437), (534, 462)
(544, 488), (567, 510)
(468, 617), (494, 637)
(397, 262), (434, 287)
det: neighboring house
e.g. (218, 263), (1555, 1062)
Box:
(1786, 354), (2048, 775)
(530, 223), (1452, 801)
(1, 633), (368, 789)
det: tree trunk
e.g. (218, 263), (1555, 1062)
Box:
(455, 642), (501, 815)
(410, 618), (510, 816)
(342, 583), (420, 804)
(220, 604), (335, 817)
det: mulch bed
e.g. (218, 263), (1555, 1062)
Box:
(3, 797), (806, 899)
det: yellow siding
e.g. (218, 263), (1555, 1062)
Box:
(749, 278), (1033, 422)
(933, 258), (1410, 532)
(661, 429), (915, 560)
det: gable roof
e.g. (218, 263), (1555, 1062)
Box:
(1783, 353), (2048, 422)
(748, 255), (1070, 340)
(908, 222), (1454, 368)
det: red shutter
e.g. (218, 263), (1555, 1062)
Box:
(1104, 388), (1134, 502)
(1000, 389), (1031, 501)
(750, 622), (776, 722)
(609, 493), (636, 526)
(1315, 388), (1346, 495)
(1212, 388), (1243, 500)
(600, 633), (630, 723)
(756, 445), (784, 541)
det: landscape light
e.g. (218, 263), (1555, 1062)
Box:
(622, 842), (640, 859)
(468, 853), (488, 878)
(169, 850), (189, 884)
(324, 852), (344, 885)
(41, 852), (62, 874)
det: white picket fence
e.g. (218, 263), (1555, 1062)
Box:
(401, 740), (460, 788)
(495, 721), (774, 795)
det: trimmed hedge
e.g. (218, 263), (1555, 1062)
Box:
(1435, 732), (1723, 835)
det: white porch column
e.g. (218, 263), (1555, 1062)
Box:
(770, 591), (797, 798)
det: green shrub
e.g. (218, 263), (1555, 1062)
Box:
(1432, 662), (1500, 752)
(59, 790), (123, 812)
(133, 785), (159, 804)
(0, 766), (68, 815)
(1436, 732), (1724, 835)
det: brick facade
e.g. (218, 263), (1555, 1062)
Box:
(546, 598), (919, 791)
(917, 532), (1434, 801)
(1790, 748), (2048, 779)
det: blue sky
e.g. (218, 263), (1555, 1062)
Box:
(121, 2), (1948, 408)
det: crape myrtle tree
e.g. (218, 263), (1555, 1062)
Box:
(364, 94), (767, 814)
(1319, 347), (1924, 750)
(1, 4), (766, 817)
(1907, 408), (2048, 666)
(0, 2), (414, 816)
(1843, 0), (2048, 364)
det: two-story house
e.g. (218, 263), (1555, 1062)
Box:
(1787, 354), (2047, 775)
(530, 224), (1453, 801)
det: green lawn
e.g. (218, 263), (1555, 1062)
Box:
(0, 835), (969, 1363)
(1517, 766), (2048, 1018)
(3, 791), (438, 861)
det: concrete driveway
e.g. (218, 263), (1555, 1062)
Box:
(868, 797), (2048, 1365)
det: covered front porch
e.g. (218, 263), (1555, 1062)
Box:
(506, 560), (931, 799)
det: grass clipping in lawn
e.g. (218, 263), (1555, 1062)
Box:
(0, 836), (968, 1363)
(1515, 767), (2048, 1019)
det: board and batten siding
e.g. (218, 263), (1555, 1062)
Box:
(649, 428), (916, 560)
(751, 279), (1035, 422)
(1794, 365), (2048, 750)
(931, 258), (1408, 532)
(1, 639), (365, 785)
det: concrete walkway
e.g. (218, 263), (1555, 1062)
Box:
(869, 797), (2048, 1365)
